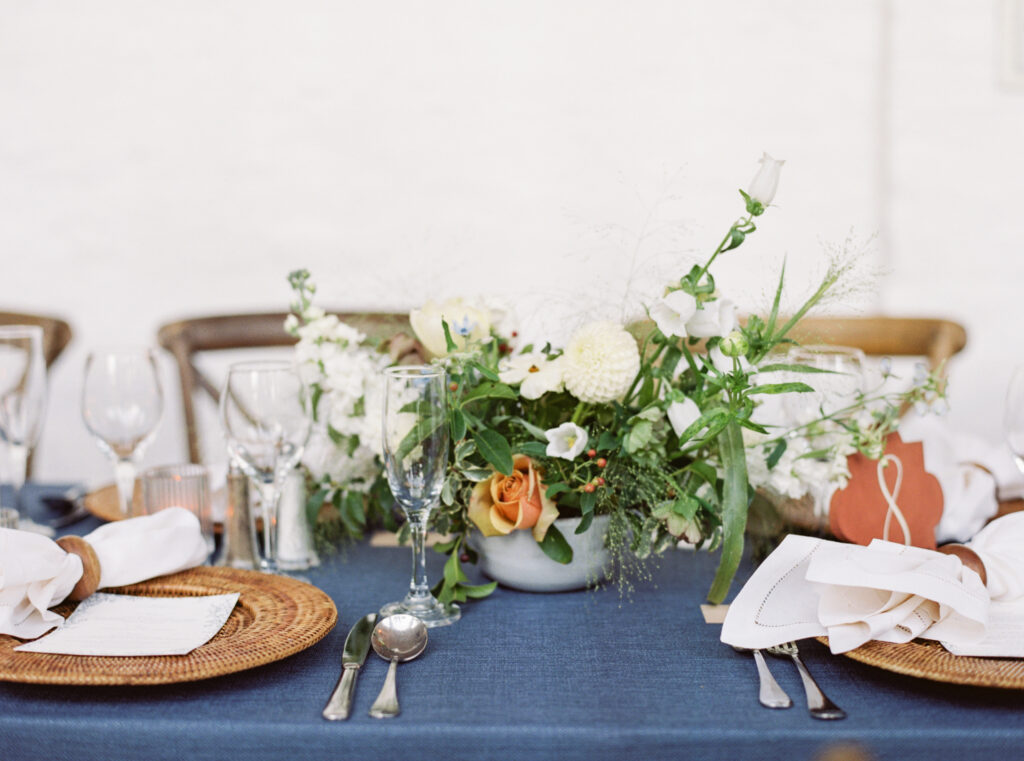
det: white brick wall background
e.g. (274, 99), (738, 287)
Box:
(0, 0), (1021, 483)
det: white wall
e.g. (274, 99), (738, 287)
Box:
(0, 0), (1019, 484)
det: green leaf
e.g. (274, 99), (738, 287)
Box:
(460, 381), (518, 404)
(574, 512), (594, 534)
(461, 582), (498, 599)
(671, 494), (700, 520)
(432, 537), (459, 554)
(516, 441), (548, 459)
(443, 547), (469, 586)
(765, 439), (787, 469)
(468, 360), (499, 382)
(747, 382), (815, 395)
(472, 428), (514, 475)
(454, 439), (476, 462)
(624, 419), (654, 454)
(755, 363), (838, 375)
(305, 488), (327, 525)
(396, 415), (445, 462)
(676, 409), (724, 446)
(637, 375), (655, 408)
(737, 418), (770, 435)
(450, 407), (467, 441)
(660, 345), (682, 380)
(309, 385), (324, 422)
(580, 490), (597, 515)
(538, 524), (573, 564)
(766, 258), (786, 336)
(684, 460), (718, 488)
(441, 319), (458, 353)
(545, 483), (570, 498)
(596, 431), (619, 452)
(460, 467), (494, 483)
(512, 417), (549, 440)
(707, 420), (750, 604)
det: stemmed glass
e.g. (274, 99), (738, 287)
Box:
(82, 349), (164, 517)
(1004, 367), (1024, 474)
(219, 361), (310, 573)
(0, 326), (47, 523)
(379, 365), (459, 627)
(782, 345), (867, 429)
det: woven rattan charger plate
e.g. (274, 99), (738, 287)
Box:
(0, 566), (337, 686)
(822, 637), (1024, 689)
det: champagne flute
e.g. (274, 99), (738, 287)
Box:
(219, 360), (310, 573)
(1005, 367), (1024, 474)
(379, 365), (459, 627)
(82, 349), (164, 517)
(0, 326), (47, 523)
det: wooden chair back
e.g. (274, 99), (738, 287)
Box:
(157, 312), (412, 463)
(780, 316), (967, 371)
(0, 311), (73, 369)
(0, 310), (73, 476)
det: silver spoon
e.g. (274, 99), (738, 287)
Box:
(368, 614), (428, 719)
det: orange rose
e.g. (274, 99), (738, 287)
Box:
(468, 455), (559, 541)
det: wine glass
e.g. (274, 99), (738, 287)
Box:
(782, 345), (867, 429)
(1005, 367), (1024, 474)
(219, 360), (310, 573)
(379, 365), (459, 627)
(0, 326), (47, 523)
(82, 349), (164, 517)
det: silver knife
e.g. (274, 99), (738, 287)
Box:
(322, 613), (378, 721)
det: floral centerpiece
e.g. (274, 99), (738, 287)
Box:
(287, 155), (943, 605)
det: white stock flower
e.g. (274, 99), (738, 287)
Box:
(409, 298), (492, 357)
(686, 298), (736, 339)
(667, 397), (702, 438)
(649, 290), (698, 338)
(561, 321), (641, 404)
(545, 422), (589, 461)
(498, 353), (564, 400)
(747, 153), (785, 207)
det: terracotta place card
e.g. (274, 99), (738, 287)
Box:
(829, 432), (943, 549)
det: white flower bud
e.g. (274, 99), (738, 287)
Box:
(747, 153), (785, 206)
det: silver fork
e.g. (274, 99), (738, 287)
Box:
(766, 642), (846, 720)
(731, 646), (792, 709)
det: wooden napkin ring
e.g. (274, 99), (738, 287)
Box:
(937, 543), (988, 587)
(55, 536), (102, 601)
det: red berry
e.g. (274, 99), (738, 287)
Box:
(449, 382), (458, 391)
(459, 553), (470, 563)
(587, 449), (597, 458)
(584, 483), (596, 493)
(597, 457), (607, 468)
(511, 331), (519, 337)
(596, 477), (606, 486)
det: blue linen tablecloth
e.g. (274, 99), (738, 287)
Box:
(1, 485), (1023, 761)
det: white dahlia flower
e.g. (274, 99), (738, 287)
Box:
(561, 321), (641, 404)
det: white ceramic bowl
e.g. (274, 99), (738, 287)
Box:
(469, 515), (611, 592)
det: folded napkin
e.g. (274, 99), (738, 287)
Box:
(899, 414), (1024, 542)
(0, 508), (209, 639)
(722, 510), (1024, 655)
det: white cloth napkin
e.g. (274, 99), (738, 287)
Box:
(0, 508), (209, 639)
(721, 534), (989, 654)
(899, 414), (1024, 542)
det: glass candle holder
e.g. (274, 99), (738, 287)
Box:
(141, 464), (214, 557)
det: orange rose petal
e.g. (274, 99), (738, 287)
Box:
(517, 493), (542, 529)
(468, 480), (505, 537)
(488, 504), (517, 534)
(532, 489), (560, 542)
